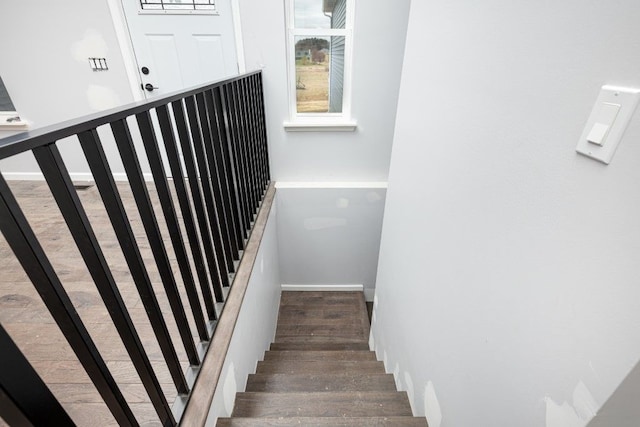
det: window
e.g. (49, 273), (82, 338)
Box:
(0, 76), (27, 130)
(284, 0), (356, 131)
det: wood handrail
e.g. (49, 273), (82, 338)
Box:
(180, 182), (276, 426)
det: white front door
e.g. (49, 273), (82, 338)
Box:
(122, 0), (239, 99)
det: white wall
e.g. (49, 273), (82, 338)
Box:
(0, 0), (134, 178)
(372, 1), (640, 426)
(206, 204), (281, 425)
(276, 186), (386, 299)
(239, 0), (411, 182)
(237, 0), (410, 293)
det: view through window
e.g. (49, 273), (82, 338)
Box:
(290, 0), (350, 116)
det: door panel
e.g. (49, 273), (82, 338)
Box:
(121, 0), (239, 177)
(122, 0), (239, 99)
(146, 34), (184, 92)
(194, 35), (227, 80)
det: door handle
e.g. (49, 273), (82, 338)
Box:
(143, 83), (159, 92)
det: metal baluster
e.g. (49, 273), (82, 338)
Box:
(78, 129), (190, 394)
(135, 111), (209, 342)
(110, 119), (199, 367)
(0, 324), (75, 426)
(238, 78), (260, 210)
(214, 86), (245, 249)
(194, 93), (235, 271)
(250, 74), (269, 191)
(32, 144), (173, 425)
(205, 89), (239, 260)
(244, 75), (263, 197)
(184, 96), (230, 288)
(171, 100), (225, 303)
(156, 104), (218, 320)
(223, 84), (251, 234)
(257, 72), (272, 182)
(232, 81), (257, 217)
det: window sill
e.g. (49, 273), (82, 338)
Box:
(0, 113), (28, 131)
(283, 121), (357, 132)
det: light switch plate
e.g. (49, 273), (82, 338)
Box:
(586, 122), (610, 146)
(576, 85), (640, 164)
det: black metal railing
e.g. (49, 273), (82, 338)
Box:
(0, 71), (270, 426)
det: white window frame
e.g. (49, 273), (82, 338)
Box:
(283, 0), (357, 132)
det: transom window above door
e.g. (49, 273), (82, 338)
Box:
(139, 0), (217, 14)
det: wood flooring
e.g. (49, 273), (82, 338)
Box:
(0, 180), (211, 426)
(218, 291), (428, 426)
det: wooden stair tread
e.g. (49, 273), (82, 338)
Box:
(224, 292), (425, 425)
(276, 316), (368, 326)
(263, 350), (377, 361)
(278, 292), (370, 340)
(217, 416), (429, 426)
(274, 335), (369, 344)
(276, 323), (368, 339)
(280, 291), (364, 304)
(270, 341), (370, 351)
(246, 373), (397, 392)
(232, 391), (413, 418)
(256, 360), (385, 375)
(278, 306), (368, 318)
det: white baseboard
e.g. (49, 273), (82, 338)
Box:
(364, 288), (375, 302)
(3, 172), (154, 182)
(281, 284), (364, 292)
(2, 172), (51, 181)
(275, 182), (388, 189)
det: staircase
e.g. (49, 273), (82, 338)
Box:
(217, 291), (428, 426)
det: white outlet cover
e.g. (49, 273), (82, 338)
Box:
(576, 85), (640, 164)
